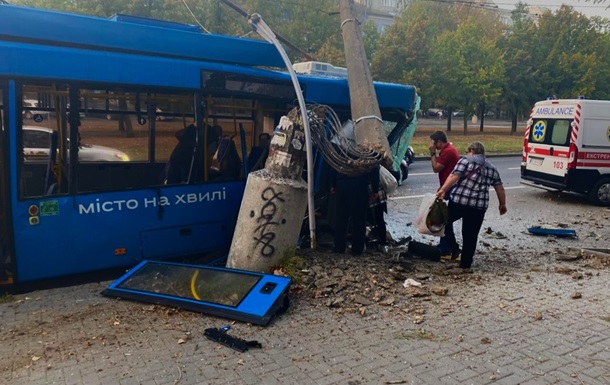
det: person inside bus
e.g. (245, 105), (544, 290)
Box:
(163, 124), (202, 184)
(246, 132), (271, 172)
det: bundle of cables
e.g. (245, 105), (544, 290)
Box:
(304, 104), (382, 176)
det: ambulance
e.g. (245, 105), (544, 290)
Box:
(521, 98), (610, 206)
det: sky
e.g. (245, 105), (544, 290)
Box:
(492, 0), (610, 19)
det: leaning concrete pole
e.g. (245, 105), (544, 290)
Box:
(339, 0), (392, 164)
(226, 108), (308, 272)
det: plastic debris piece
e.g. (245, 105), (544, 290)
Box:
(403, 278), (422, 288)
(204, 327), (262, 352)
(527, 226), (576, 238)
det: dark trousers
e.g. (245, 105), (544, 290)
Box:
(370, 205), (387, 246)
(334, 180), (368, 255)
(444, 201), (486, 269)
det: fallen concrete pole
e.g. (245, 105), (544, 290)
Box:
(339, 0), (392, 165)
(226, 109), (308, 272)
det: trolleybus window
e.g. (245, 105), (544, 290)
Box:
(18, 84), (263, 198)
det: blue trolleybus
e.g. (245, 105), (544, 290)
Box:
(0, 4), (418, 288)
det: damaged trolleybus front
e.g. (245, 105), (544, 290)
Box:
(0, 4), (418, 289)
(521, 98), (610, 206)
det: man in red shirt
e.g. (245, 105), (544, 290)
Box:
(428, 130), (460, 260)
(429, 130), (459, 186)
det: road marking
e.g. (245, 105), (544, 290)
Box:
(390, 185), (524, 201)
(409, 172), (435, 176)
(507, 167), (520, 170)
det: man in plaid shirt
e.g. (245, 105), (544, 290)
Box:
(436, 142), (507, 270)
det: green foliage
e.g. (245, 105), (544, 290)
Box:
(361, 20), (380, 63)
(9, 0), (610, 121)
(275, 247), (306, 284)
(430, 18), (504, 133)
(0, 293), (15, 304)
(372, 0), (459, 109)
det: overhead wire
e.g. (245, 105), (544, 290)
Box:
(180, 0), (210, 33)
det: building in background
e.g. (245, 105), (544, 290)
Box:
(353, 0), (550, 33)
(354, 0), (403, 33)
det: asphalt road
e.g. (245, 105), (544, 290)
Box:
(396, 155), (524, 196)
(385, 155), (605, 251)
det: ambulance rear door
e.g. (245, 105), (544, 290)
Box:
(525, 111), (573, 181)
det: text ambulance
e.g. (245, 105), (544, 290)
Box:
(521, 98), (610, 206)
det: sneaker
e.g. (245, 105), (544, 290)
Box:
(377, 245), (389, 254)
(441, 252), (461, 262)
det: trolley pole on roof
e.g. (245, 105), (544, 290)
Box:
(218, 0), (316, 61)
(339, 0), (392, 166)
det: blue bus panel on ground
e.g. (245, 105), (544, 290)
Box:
(102, 260), (292, 326)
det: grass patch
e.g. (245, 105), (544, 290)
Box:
(0, 294), (15, 304)
(273, 247), (306, 285)
(411, 124), (525, 156)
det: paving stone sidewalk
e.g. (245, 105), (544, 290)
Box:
(1, 253), (609, 385)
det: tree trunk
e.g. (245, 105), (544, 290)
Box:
(463, 114), (468, 135)
(511, 112), (518, 133)
(479, 103), (485, 132)
(118, 96), (134, 138)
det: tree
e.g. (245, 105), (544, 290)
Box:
(532, 6), (607, 99)
(371, 0), (458, 111)
(243, 0), (340, 62)
(497, 2), (539, 132)
(361, 20), (380, 63)
(430, 18), (505, 134)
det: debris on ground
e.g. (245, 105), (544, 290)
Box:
(403, 278), (422, 288)
(482, 227), (507, 239)
(527, 225), (577, 237)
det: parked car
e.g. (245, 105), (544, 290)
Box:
(452, 111), (465, 117)
(22, 126), (130, 162)
(22, 99), (51, 121)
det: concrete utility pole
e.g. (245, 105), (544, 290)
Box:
(339, 0), (392, 165)
(226, 108), (308, 272)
